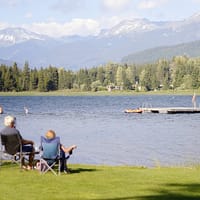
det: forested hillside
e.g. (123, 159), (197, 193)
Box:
(0, 55), (200, 92)
(122, 40), (200, 65)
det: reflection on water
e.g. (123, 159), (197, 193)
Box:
(0, 95), (200, 167)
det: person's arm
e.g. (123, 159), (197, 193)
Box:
(17, 130), (34, 146)
(16, 129), (34, 145)
(61, 144), (77, 153)
(22, 139), (34, 145)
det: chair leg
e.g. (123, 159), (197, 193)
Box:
(40, 159), (60, 176)
(58, 159), (60, 175)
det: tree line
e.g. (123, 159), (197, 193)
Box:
(0, 55), (200, 92)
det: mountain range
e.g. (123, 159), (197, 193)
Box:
(121, 40), (200, 64)
(0, 13), (200, 69)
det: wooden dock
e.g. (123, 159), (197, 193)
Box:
(141, 107), (200, 114)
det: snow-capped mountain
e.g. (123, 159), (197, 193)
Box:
(187, 12), (200, 23)
(99, 18), (163, 37)
(100, 13), (200, 38)
(0, 12), (200, 69)
(0, 27), (48, 46)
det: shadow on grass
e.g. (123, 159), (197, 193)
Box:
(93, 183), (200, 200)
(0, 162), (18, 168)
(134, 183), (200, 200)
(92, 197), (138, 200)
(69, 167), (98, 174)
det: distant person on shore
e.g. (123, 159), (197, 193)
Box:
(24, 107), (29, 114)
(192, 93), (197, 108)
(0, 115), (35, 169)
(45, 130), (77, 173)
(0, 105), (3, 114)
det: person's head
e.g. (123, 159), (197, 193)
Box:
(4, 115), (16, 127)
(45, 130), (56, 139)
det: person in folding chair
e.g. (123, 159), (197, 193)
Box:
(0, 115), (35, 170)
(44, 130), (77, 174)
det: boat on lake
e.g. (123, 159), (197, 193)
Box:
(124, 108), (143, 113)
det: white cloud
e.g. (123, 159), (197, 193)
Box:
(25, 19), (100, 37)
(0, 0), (30, 7)
(138, 0), (167, 9)
(0, 0), (17, 6)
(25, 12), (33, 19)
(102, 0), (131, 11)
(24, 14), (142, 37)
(52, 0), (86, 13)
(0, 22), (9, 30)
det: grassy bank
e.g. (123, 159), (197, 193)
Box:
(0, 164), (200, 200)
(0, 89), (199, 96)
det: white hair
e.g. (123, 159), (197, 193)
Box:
(4, 115), (16, 127)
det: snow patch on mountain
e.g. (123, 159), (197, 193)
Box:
(100, 18), (159, 37)
(0, 27), (47, 46)
(0, 12), (200, 68)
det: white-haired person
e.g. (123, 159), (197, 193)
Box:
(0, 115), (35, 170)
(45, 130), (77, 173)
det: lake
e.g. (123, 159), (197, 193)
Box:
(0, 95), (200, 167)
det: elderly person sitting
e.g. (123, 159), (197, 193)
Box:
(0, 115), (35, 169)
(45, 130), (77, 173)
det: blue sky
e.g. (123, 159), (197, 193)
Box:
(0, 0), (200, 37)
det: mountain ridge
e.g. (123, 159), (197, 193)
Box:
(121, 40), (200, 64)
(0, 12), (200, 69)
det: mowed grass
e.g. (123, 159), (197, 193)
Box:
(0, 163), (200, 200)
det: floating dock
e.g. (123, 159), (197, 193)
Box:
(141, 107), (200, 114)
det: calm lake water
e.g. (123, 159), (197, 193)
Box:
(0, 95), (200, 167)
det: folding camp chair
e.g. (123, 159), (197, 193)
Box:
(0, 134), (31, 168)
(40, 136), (61, 175)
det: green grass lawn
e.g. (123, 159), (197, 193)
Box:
(0, 163), (200, 200)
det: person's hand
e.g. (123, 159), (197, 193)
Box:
(72, 145), (77, 149)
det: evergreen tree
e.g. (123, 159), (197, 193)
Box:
(46, 66), (59, 91)
(116, 66), (125, 87)
(97, 67), (105, 85)
(58, 68), (66, 90)
(65, 70), (74, 89)
(104, 63), (116, 86)
(0, 65), (7, 91)
(38, 68), (46, 92)
(30, 68), (38, 90)
(22, 61), (30, 91)
(12, 62), (22, 91)
(4, 67), (14, 91)
(139, 65), (154, 91)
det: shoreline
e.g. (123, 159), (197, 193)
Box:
(0, 89), (199, 96)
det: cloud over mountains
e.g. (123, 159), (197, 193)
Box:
(0, 12), (200, 69)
